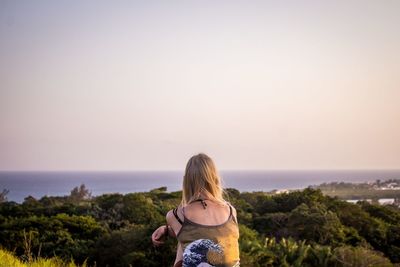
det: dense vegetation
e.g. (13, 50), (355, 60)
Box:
(1, 185), (400, 266)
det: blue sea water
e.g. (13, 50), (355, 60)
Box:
(1, 170), (400, 203)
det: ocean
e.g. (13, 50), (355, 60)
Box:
(1, 170), (400, 203)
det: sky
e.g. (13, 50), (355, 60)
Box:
(0, 0), (399, 171)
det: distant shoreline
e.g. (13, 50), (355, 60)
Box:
(1, 170), (400, 203)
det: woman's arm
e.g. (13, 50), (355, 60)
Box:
(166, 207), (183, 236)
(173, 242), (183, 267)
(151, 207), (183, 246)
(151, 225), (168, 246)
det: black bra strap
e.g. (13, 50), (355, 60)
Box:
(173, 208), (183, 225)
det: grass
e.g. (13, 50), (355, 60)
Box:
(0, 249), (88, 267)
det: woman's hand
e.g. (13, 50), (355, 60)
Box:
(151, 225), (167, 246)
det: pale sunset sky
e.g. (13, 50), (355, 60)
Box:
(0, 1), (399, 171)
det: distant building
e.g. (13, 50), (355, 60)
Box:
(346, 198), (396, 205)
(378, 198), (395, 205)
(346, 199), (373, 204)
(274, 189), (290, 194)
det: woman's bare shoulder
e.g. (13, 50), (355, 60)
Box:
(166, 205), (184, 225)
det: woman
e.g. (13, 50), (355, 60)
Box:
(151, 153), (240, 267)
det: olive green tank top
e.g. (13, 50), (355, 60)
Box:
(175, 201), (240, 267)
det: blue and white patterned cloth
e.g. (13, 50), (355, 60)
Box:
(182, 239), (223, 267)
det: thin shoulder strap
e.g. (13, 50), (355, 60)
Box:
(226, 202), (237, 224)
(173, 208), (183, 225)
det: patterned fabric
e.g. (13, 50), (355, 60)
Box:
(176, 204), (240, 267)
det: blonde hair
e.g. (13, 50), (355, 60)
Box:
(181, 153), (226, 206)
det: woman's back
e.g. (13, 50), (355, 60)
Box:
(182, 200), (231, 225)
(174, 199), (240, 267)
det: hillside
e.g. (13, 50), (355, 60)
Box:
(1, 185), (400, 266)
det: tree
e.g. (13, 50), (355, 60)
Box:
(287, 203), (346, 245)
(23, 196), (39, 206)
(0, 189), (9, 203)
(333, 246), (393, 267)
(70, 184), (92, 203)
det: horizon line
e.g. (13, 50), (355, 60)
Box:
(1, 168), (400, 172)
